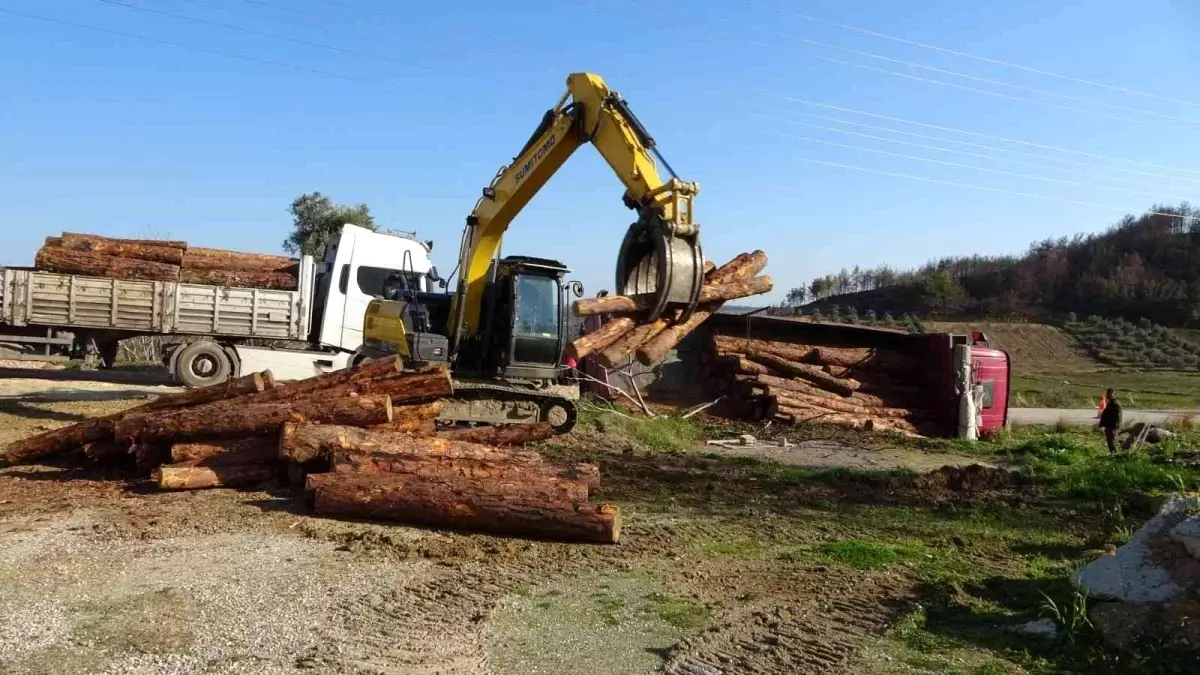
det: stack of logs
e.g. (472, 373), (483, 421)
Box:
(702, 335), (934, 436)
(34, 232), (300, 290)
(567, 251), (772, 368)
(0, 359), (618, 544)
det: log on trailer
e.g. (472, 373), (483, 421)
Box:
(308, 473), (621, 544)
(59, 233), (185, 265)
(34, 246), (180, 282)
(154, 463), (278, 490)
(712, 336), (817, 364)
(60, 232), (187, 249)
(181, 247), (298, 273)
(180, 268), (297, 291)
(747, 353), (860, 396)
(116, 394), (393, 443)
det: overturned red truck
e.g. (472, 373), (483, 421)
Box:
(577, 309), (1009, 439)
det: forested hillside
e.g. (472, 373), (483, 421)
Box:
(788, 205), (1200, 326)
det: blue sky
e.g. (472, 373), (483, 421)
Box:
(3, 0), (1200, 303)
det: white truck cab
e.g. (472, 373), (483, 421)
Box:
(228, 225), (437, 382)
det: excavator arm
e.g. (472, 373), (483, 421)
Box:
(451, 72), (704, 344)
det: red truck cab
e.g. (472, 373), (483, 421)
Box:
(969, 337), (1011, 435)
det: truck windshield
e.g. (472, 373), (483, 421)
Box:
(514, 275), (559, 338)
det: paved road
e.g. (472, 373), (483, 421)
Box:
(1010, 407), (1197, 426)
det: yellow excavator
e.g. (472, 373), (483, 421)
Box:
(361, 73), (705, 433)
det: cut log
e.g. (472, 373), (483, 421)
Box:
(372, 418), (437, 436)
(61, 231), (187, 249)
(636, 276), (774, 365)
(115, 394), (393, 443)
(573, 276), (774, 317)
(170, 436), (278, 466)
(747, 353), (860, 396)
(309, 473), (621, 544)
(753, 373), (840, 400)
(34, 246), (180, 282)
(141, 370), (272, 412)
(279, 423), (542, 466)
(774, 391), (873, 416)
(133, 441), (171, 473)
(712, 336), (816, 364)
(181, 247), (297, 273)
(154, 463), (278, 490)
(82, 439), (130, 463)
(774, 404), (866, 430)
(718, 354), (769, 376)
(44, 236), (63, 247)
(329, 450), (595, 500)
(597, 320), (672, 368)
(180, 268), (297, 291)
(349, 367), (454, 404)
(566, 317), (636, 361)
(60, 233), (185, 265)
(243, 356), (406, 404)
(2, 418), (115, 467)
(439, 422), (554, 446)
(823, 365), (850, 378)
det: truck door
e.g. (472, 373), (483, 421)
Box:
(969, 347), (1010, 434)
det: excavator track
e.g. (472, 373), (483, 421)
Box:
(439, 380), (578, 435)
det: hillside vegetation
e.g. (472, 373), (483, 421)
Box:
(789, 205), (1200, 327)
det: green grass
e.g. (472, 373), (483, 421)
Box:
(642, 592), (712, 630)
(1011, 369), (1200, 409)
(578, 405), (703, 452)
(815, 540), (902, 570)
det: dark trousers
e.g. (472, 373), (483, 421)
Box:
(1104, 427), (1118, 453)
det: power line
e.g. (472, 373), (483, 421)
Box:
(748, 102), (1200, 186)
(734, 0), (1200, 109)
(755, 44), (1200, 134)
(764, 130), (1193, 202)
(719, 19), (1200, 127)
(768, 95), (1200, 176)
(0, 6), (406, 89)
(94, 0), (535, 90)
(747, 111), (1200, 193)
(786, 155), (1191, 219)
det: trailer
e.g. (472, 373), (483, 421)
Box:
(0, 225), (436, 386)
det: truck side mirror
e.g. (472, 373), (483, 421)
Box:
(568, 281), (585, 298)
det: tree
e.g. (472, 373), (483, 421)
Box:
(284, 192), (377, 257)
(864, 309), (877, 325)
(882, 312), (895, 327)
(785, 286), (808, 307)
(846, 306), (859, 324)
(829, 304), (842, 323)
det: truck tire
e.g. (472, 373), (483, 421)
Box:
(175, 341), (232, 388)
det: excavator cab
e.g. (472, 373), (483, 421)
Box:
(463, 256), (569, 382)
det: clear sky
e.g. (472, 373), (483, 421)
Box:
(3, 0), (1199, 303)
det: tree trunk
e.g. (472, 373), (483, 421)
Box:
(142, 370), (273, 412)
(242, 356), (406, 404)
(44, 236), (63, 247)
(61, 231), (187, 249)
(329, 450), (597, 499)
(116, 394), (393, 443)
(774, 391), (874, 416)
(566, 317), (636, 361)
(35, 246), (180, 282)
(154, 463), (278, 490)
(348, 367), (454, 404)
(372, 418), (437, 436)
(747, 353), (860, 396)
(2, 418), (115, 467)
(308, 473), (621, 544)
(439, 422), (554, 446)
(572, 276), (773, 317)
(82, 439), (130, 463)
(753, 373), (841, 400)
(170, 436), (279, 466)
(180, 268), (297, 291)
(636, 276), (774, 365)
(774, 404), (867, 430)
(367, 401), (441, 432)
(60, 233), (185, 265)
(279, 423), (542, 465)
(718, 354), (769, 375)
(712, 336), (817, 364)
(810, 347), (916, 375)
(597, 320), (671, 368)
(181, 247), (297, 273)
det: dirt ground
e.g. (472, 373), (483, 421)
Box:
(0, 376), (1001, 675)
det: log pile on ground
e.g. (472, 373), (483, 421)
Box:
(34, 232), (300, 290)
(0, 359), (616, 543)
(568, 251), (772, 367)
(701, 335), (935, 436)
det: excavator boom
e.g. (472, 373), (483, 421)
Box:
(452, 72), (704, 345)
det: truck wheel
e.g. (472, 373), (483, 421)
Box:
(175, 341), (231, 388)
